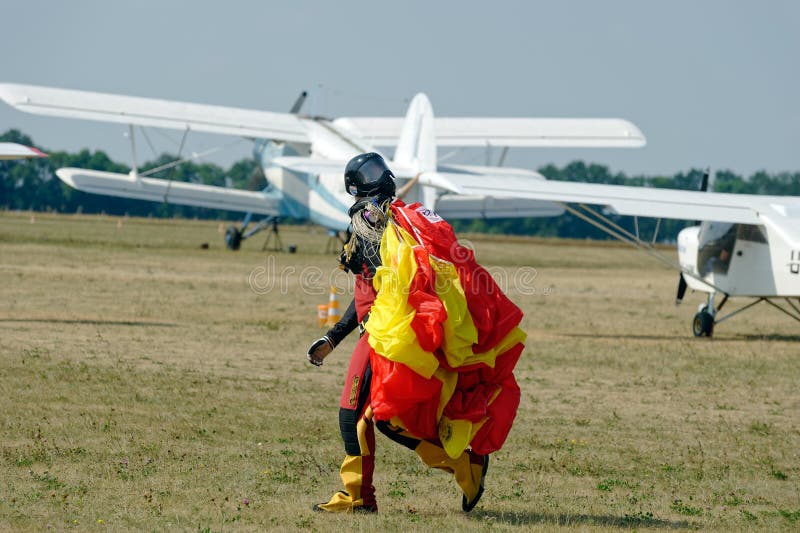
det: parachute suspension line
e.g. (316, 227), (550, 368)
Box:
(560, 202), (727, 294)
(350, 201), (389, 244)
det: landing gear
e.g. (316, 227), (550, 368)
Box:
(261, 218), (283, 252)
(225, 226), (243, 250)
(692, 307), (715, 337)
(224, 214), (282, 251)
(692, 292), (719, 337)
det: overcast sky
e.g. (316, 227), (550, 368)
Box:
(1, 0), (798, 177)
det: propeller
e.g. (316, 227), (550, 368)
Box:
(675, 168), (711, 305)
(676, 273), (688, 304)
(699, 167), (710, 193)
(289, 91), (308, 114)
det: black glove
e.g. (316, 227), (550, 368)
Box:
(339, 247), (363, 274)
(307, 336), (334, 366)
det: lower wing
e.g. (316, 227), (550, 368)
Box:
(56, 168), (281, 215)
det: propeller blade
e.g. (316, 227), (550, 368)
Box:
(676, 273), (688, 305)
(699, 168), (710, 192)
(290, 91), (308, 114)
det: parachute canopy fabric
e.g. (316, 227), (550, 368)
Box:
(365, 200), (526, 458)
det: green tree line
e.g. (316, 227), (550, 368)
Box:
(2, 129), (799, 241)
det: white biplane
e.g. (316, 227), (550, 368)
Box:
(1, 82), (798, 335)
(0, 82), (642, 249)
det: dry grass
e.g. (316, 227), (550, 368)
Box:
(0, 211), (798, 532)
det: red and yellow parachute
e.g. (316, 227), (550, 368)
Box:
(365, 200), (526, 459)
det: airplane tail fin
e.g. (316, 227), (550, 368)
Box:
(393, 93), (437, 205)
(394, 93), (437, 173)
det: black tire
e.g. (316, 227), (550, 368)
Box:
(225, 226), (242, 251)
(692, 309), (714, 337)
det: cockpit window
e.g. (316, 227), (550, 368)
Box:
(698, 222), (736, 277)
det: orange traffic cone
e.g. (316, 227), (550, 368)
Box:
(317, 304), (329, 328)
(326, 286), (340, 326)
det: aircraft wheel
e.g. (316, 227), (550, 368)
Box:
(692, 309), (714, 337)
(225, 226), (242, 250)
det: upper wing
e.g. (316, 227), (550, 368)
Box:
(448, 173), (800, 247)
(334, 117), (646, 148)
(0, 83), (309, 142)
(0, 142), (47, 160)
(56, 168), (281, 215)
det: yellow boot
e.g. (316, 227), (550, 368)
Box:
(313, 454), (377, 513)
(314, 412), (377, 513)
(414, 440), (489, 511)
(377, 421), (489, 512)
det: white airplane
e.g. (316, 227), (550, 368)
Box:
(0, 82), (643, 249)
(451, 168), (800, 335)
(2, 83), (797, 335)
(0, 142), (46, 160)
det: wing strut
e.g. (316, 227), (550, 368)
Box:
(127, 125), (139, 181)
(162, 126), (190, 204)
(557, 201), (726, 294)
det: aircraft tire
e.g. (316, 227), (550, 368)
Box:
(225, 226), (243, 251)
(692, 309), (714, 337)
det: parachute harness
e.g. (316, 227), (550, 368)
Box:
(345, 198), (392, 267)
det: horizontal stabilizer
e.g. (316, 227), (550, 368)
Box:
(0, 83), (309, 142)
(335, 117), (646, 148)
(56, 168), (281, 215)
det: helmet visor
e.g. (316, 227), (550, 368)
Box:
(353, 158), (390, 193)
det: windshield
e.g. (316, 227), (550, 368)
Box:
(697, 222), (736, 277)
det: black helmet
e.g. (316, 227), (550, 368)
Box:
(344, 152), (396, 198)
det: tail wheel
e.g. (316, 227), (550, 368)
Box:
(692, 308), (714, 337)
(225, 226), (243, 250)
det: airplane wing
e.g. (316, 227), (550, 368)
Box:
(55, 168), (281, 215)
(431, 164), (564, 218)
(0, 142), (47, 160)
(0, 83), (309, 142)
(446, 173), (800, 247)
(334, 117), (646, 148)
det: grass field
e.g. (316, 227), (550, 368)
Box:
(1, 211), (798, 532)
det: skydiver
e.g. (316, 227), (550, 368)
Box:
(306, 153), (489, 514)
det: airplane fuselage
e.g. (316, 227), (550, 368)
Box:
(678, 222), (800, 297)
